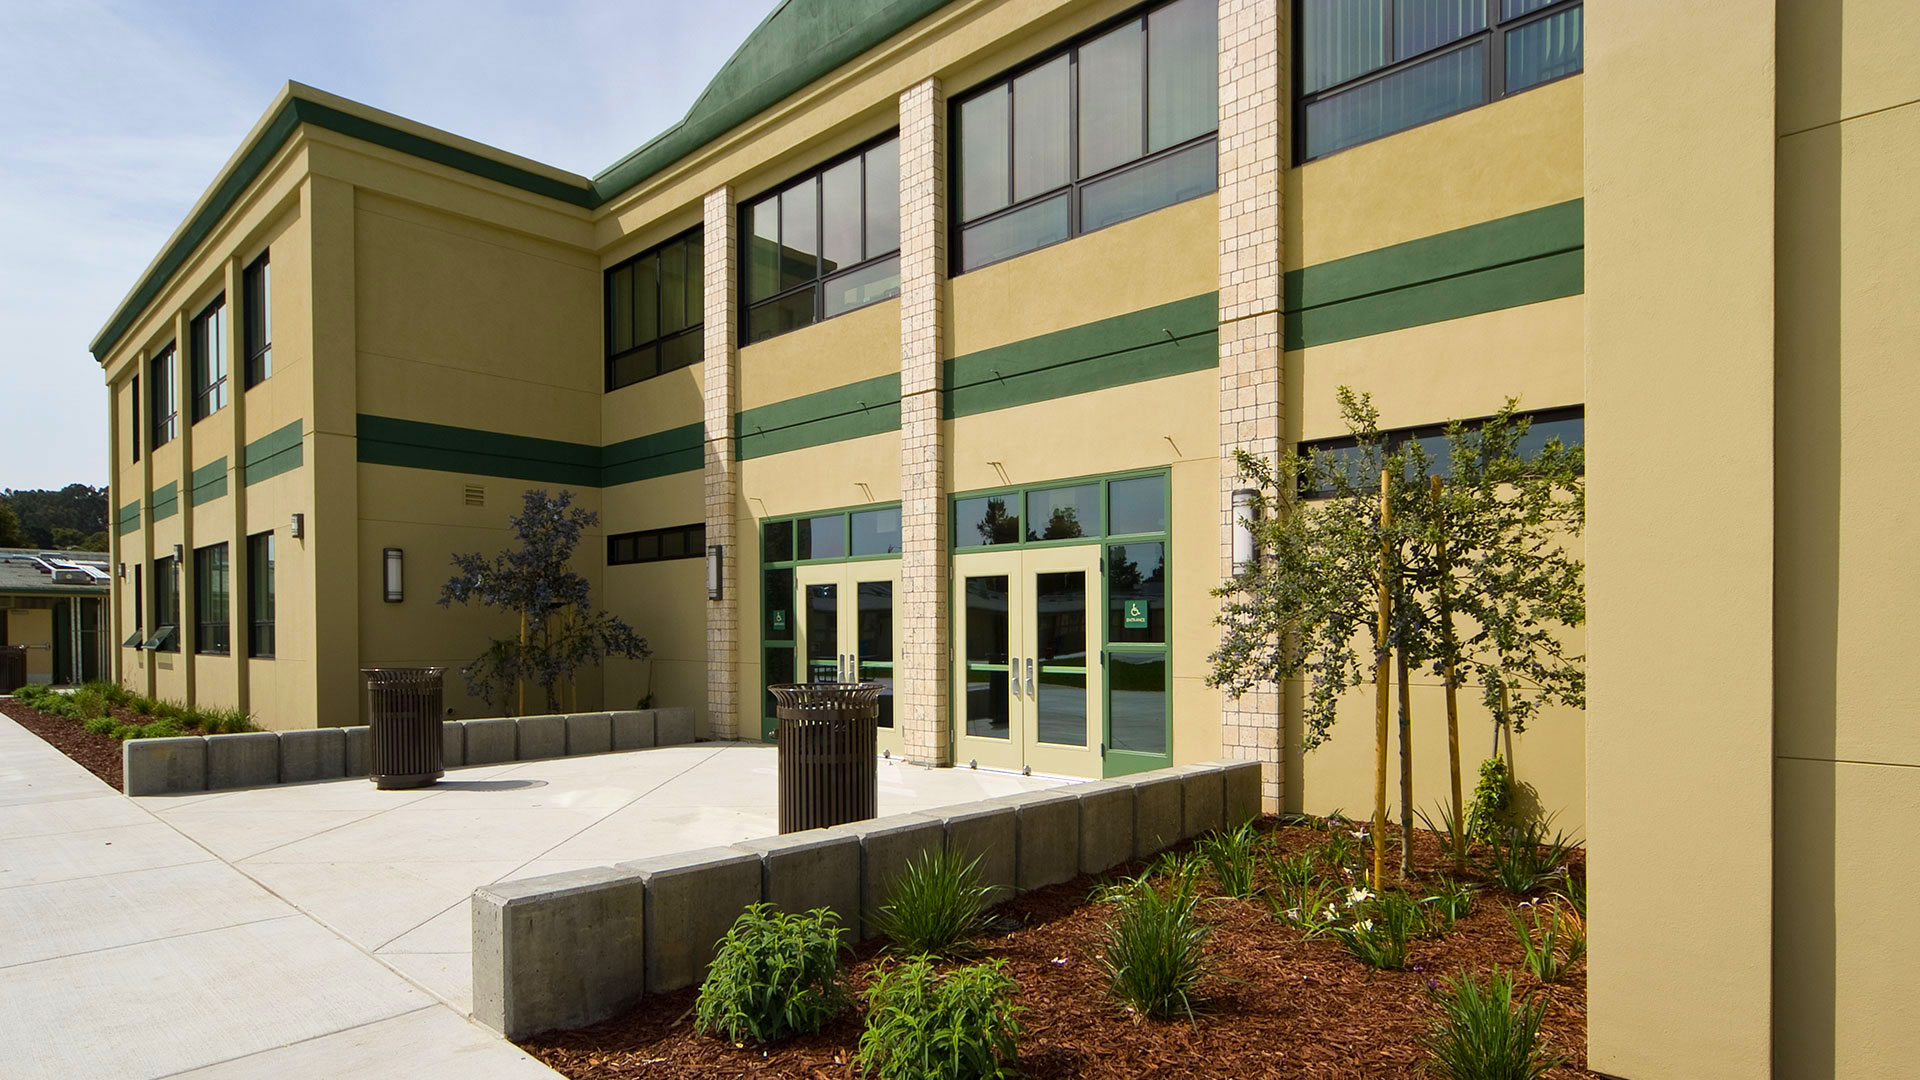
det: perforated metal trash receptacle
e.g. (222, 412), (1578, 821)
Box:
(363, 667), (445, 789)
(770, 683), (882, 834)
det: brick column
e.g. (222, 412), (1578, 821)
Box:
(703, 186), (742, 740)
(1217, 0), (1284, 812)
(898, 77), (950, 767)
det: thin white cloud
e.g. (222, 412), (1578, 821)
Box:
(0, 0), (775, 490)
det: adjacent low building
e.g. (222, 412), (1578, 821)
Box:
(0, 548), (111, 691)
(86, 2), (1915, 1077)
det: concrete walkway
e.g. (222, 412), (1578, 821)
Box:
(0, 713), (555, 1079)
(134, 742), (1069, 1015)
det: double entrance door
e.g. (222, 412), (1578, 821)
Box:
(952, 546), (1102, 777)
(795, 560), (903, 759)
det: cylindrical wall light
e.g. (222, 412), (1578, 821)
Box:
(383, 547), (404, 603)
(707, 544), (724, 601)
(172, 543), (184, 562)
(289, 512), (305, 539)
(1231, 488), (1258, 576)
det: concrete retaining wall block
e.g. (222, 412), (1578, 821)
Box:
(122, 736), (207, 796)
(929, 800), (1017, 895)
(616, 847), (763, 993)
(464, 717), (517, 765)
(441, 721), (466, 768)
(566, 712), (613, 756)
(609, 710), (655, 751)
(517, 715), (567, 760)
(278, 728), (346, 784)
(996, 790), (1081, 891)
(1214, 759), (1262, 827)
(655, 707), (695, 746)
(1127, 770), (1185, 859)
(1071, 781), (1137, 876)
(343, 726), (370, 777)
(733, 829), (860, 930)
(827, 813), (945, 938)
(1176, 764), (1226, 840)
(472, 867), (647, 1039)
(207, 732), (279, 789)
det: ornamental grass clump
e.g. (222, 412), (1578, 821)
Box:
(1510, 899), (1585, 984)
(1331, 888), (1426, 970)
(1195, 821), (1262, 899)
(1424, 877), (1477, 934)
(1100, 872), (1214, 1020)
(1422, 968), (1561, 1080)
(858, 957), (1021, 1080)
(695, 904), (847, 1045)
(1483, 819), (1577, 895)
(871, 848), (999, 958)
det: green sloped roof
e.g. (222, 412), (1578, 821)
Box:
(92, 0), (960, 362)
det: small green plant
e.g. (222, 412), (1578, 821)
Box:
(1467, 757), (1513, 846)
(83, 716), (117, 736)
(1195, 821), (1261, 899)
(1271, 876), (1343, 938)
(1268, 851), (1319, 896)
(695, 904), (847, 1045)
(858, 957), (1021, 1080)
(135, 718), (186, 739)
(1422, 967), (1561, 1080)
(1556, 873), (1586, 919)
(1483, 819), (1576, 895)
(1510, 900), (1584, 984)
(1424, 877), (1477, 934)
(871, 847), (998, 957)
(1331, 888), (1425, 970)
(110, 722), (144, 740)
(1416, 801), (1468, 865)
(1100, 871), (1213, 1020)
(1313, 829), (1363, 877)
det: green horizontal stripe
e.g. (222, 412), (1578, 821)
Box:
(244, 421), (305, 486)
(736, 373), (901, 460)
(189, 458), (227, 506)
(602, 423), (705, 486)
(151, 482), (178, 522)
(117, 499), (141, 536)
(944, 293), (1220, 420)
(1284, 199), (1584, 349)
(356, 415), (707, 486)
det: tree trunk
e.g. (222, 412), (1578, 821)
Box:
(1397, 645), (1414, 880)
(1373, 472), (1393, 891)
(1431, 475), (1465, 868)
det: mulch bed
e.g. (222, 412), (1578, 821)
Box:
(523, 822), (1595, 1080)
(1, 699), (127, 790)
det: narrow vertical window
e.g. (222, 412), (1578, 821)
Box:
(605, 228), (705, 391)
(149, 346), (177, 449)
(194, 543), (229, 655)
(149, 555), (179, 651)
(190, 295), (227, 422)
(133, 564), (142, 637)
(243, 251), (272, 387)
(131, 375), (140, 462)
(248, 531), (275, 658)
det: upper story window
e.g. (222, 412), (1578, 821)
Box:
(605, 228), (704, 391)
(149, 345), (177, 450)
(243, 251), (272, 387)
(952, 0), (1218, 273)
(742, 134), (901, 345)
(131, 374), (141, 463)
(190, 295), (227, 422)
(1296, 0), (1584, 162)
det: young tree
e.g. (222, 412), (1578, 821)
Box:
(0, 500), (23, 548)
(440, 490), (650, 714)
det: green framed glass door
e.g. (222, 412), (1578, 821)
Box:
(1023, 545), (1103, 777)
(953, 549), (1023, 772)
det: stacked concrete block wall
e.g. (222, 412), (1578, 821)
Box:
(122, 706), (699, 795)
(471, 760), (1262, 1038)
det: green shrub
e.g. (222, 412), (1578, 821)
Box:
(82, 716), (117, 736)
(132, 719), (186, 740)
(858, 957), (1021, 1080)
(1467, 757), (1513, 846)
(147, 698), (185, 722)
(109, 722), (145, 741)
(70, 687), (112, 719)
(1483, 820), (1576, 895)
(1195, 821), (1261, 899)
(871, 848), (999, 957)
(1422, 968), (1560, 1080)
(129, 694), (162, 716)
(1100, 872), (1213, 1020)
(190, 707), (256, 735)
(1424, 877), (1477, 934)
(1510, 900), (1584, 984)
(81, 680), (132, 707)
(1331, 889), (1425, 970)
(695, 904), (846, 1044)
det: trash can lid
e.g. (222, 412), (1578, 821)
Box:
(768, 682), (884, 708)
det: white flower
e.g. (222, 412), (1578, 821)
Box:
(1350, 829), (1368, 839)
(1357, 919), (1375, 933)
(1347, 887), (1374, 906)
(1284, 908), (1300, 921)
(1323, 905), (1339, 921)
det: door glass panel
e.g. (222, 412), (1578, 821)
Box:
(964, 575), (1011, 739)
(955, 495), (1020, 547)
(763, 519), (794, 561)
(805, 583), (839, 682)
(764, 645), (795, 724)
(1034, 571), (1087, 747)
(857, 581), (894, 728)
(1109, 652), (1168, 754)
(1025, 484), (1098, 541)
(1107, 542), (1165, 644)
(798, 514), (846, 560)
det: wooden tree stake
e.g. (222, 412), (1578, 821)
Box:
(1397, 645), (1414, 880)
(1374, 470), (1392, 891)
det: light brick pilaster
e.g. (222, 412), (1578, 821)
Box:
(1217, 0), (1285, 812)
(898, 77), (950, 767)
(703, 186), (741, 740)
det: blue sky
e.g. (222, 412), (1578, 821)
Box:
(0, 0), (777, 491)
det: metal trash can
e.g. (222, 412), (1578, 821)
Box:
(363, 667), (445, 789)
(770, 682), (882, 833)
(0, 646), (25, 695)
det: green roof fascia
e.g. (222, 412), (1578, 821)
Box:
(0, 584), (111, 597)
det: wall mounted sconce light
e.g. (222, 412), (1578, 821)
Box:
(707, 545), (724, 601)
(290, 513), (305, 539)
(172, 543), (184, 563)
(117, 563), (126, 579)
(1231, 488), (1258, 576)
(383, 547), (404, 603)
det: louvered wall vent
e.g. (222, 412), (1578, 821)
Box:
(463, 484), (486, 507)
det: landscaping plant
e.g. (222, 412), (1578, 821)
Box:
(1422, 967), (1562, 1080)
(1195, 821), (1262, 899)
(1330, 888), (1426, 970)
(695, 904), (847, 1045)
(871, 847), (999, 957)
(1423, 877), (1477, 934)
(1467, 756), (1513, 846)
(1483, 819), (1576, 895)
(1100, 872), (1214, 1020)
(858, 957), (1021, 1080)
(1509, 900), (1585, 984)
(12, 682), (254, 739)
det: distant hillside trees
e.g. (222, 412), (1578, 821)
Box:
(0, 484), (109, 550)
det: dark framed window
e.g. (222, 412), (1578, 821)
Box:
(133, 563), (142, 638)
(147, 554), (178, 651)
(193, 543), (229, 655)
(131, 374), (140, 462)
(1297, 404), (1584, 495)
(1295, 0), (1583, 162)
(149, 345), (177, 450)
(243, 251), (272, 387)
(952, 0), (1217, 273)
(190, 295), (227, 422)
(605, 228), (703, 391)
(248, 531), (275, 658)
(742, 134), (901, 344)
(607, 523), (706, 566)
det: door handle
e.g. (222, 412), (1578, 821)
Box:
(1009, 661), (1021, 699)
(1026, 657), (1035, 697)
(841, 653), (851, 683)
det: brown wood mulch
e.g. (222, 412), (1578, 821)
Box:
(522, 822), (1596, 1080)
(1, 699), (127, 790)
